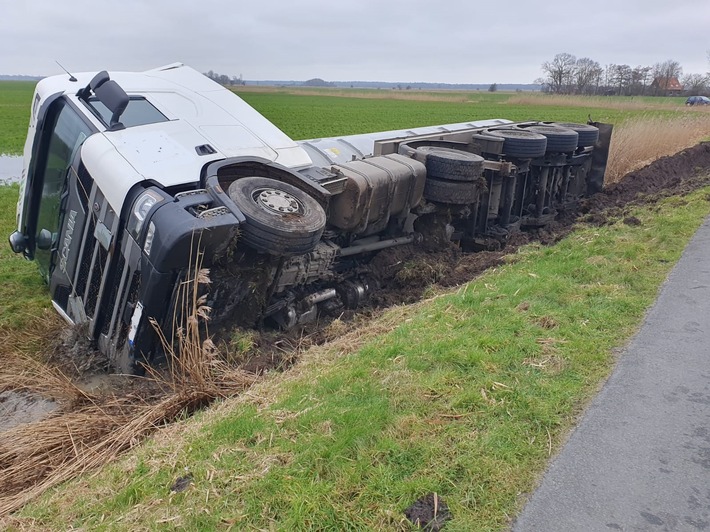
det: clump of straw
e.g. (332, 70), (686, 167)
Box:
(0, 250), (255, 518)
(605, 115), (710, 184)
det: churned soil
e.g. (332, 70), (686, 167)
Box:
(404, 492), (452, 531)
(367, 142), (710, 304)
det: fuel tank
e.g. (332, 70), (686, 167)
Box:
(328, 154), (426, 235)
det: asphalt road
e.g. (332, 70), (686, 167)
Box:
(513, 217), (710, 532)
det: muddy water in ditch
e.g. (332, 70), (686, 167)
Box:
(0, 155), (23, 185)
(0, 391), (58, 432)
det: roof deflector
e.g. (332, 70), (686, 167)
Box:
(77, 71), (129, 131)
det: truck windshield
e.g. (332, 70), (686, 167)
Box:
(86, 97), (168, 128)
(34, 101), (93, 280)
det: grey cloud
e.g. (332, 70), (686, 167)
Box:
(1, 0), (708, 82)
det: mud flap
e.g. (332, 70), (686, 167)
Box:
(587, 122), (613, 194)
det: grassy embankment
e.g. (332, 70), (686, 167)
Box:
(0, 82), (50, 329)
(0, 81), (34, 156)
(2, 81), (710, 528)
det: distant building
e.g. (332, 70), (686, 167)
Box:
(650, 76), (684, 96)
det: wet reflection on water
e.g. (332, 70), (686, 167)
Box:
(0, 390), (59, 432)
(0, 155), (22, 185)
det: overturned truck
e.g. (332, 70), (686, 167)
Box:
(9, 64), (612, 373)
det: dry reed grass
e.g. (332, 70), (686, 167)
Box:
(0, 354), (87, 404)
(605, 115), (710, 183)
(506, 93), (686, 112)
(233, 85), (471, 102)
(0, 311), (64, 359)
(0, 253), (256, 518)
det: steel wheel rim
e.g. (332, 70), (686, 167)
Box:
(253, 187), (303, 215)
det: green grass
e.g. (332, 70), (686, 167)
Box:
(235, 91), (686, 141)
(0, 81), (34, 155)
(0, 186), (49, 328)
(16, 186), (710, 530)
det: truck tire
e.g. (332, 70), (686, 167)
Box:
(423, 177), (482, 204)
(486, 129), (547, 159)
(551, 122), (600, 147)
(228, 176), (326, 255)
(415, 146), (484, 181)
(526, 125), (579, 153)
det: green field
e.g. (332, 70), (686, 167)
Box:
(0, 81), (34, 155)
(235, 90), (689, 141)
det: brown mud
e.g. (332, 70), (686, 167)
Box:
(360, 142), (710, 310)
(404, 492), (451, 531)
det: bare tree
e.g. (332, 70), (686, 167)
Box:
(574, 57), (602, 95)
(608, 64), (633, 95)
(541, 53), (577, 94)
(653, 59), (683, 80)
(534, 77), (550, 93)
(681, 73), (709, 95)
(537, 54), (689, 97)
(630, 66), (652, 95)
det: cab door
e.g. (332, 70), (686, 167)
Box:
(26, 99), (94, 299)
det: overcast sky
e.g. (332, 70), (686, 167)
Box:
(2, 0), (708, 83)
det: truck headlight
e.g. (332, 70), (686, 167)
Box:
(128, 190), (163, 240)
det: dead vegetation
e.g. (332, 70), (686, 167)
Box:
(0, 255), (256, 518)
(233, 85), (472, 102)
(605, 115), (710, 183)
(506, 93), (688, 112)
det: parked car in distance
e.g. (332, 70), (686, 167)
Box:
(685, 96), (710, 106)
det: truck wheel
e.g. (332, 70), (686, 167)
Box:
(415, 146), (484, 181)
(423, 177), (482, 204)
(551, 122), (600, 147)
(228, 177), (326, 255)
(526, 125), (579, 153)
(486, 129), (547, 159)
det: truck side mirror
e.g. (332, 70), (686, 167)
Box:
(8, 231), (26, 254)
(78, 70), (129, 130)
(36, 228), (54, 250)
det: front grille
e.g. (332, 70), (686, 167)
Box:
(70, 185), (118, 337)
(116, 271), (140, 350)
(101, 253), (126, 337)
(54, 285), (70, 310)
(86, 244), (107, 316)
(74, 216), (95, 298)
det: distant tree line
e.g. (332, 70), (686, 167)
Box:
(537, 53), (710, 96)
(204, 70), (245, 86)
(303, 78), (336, 87)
